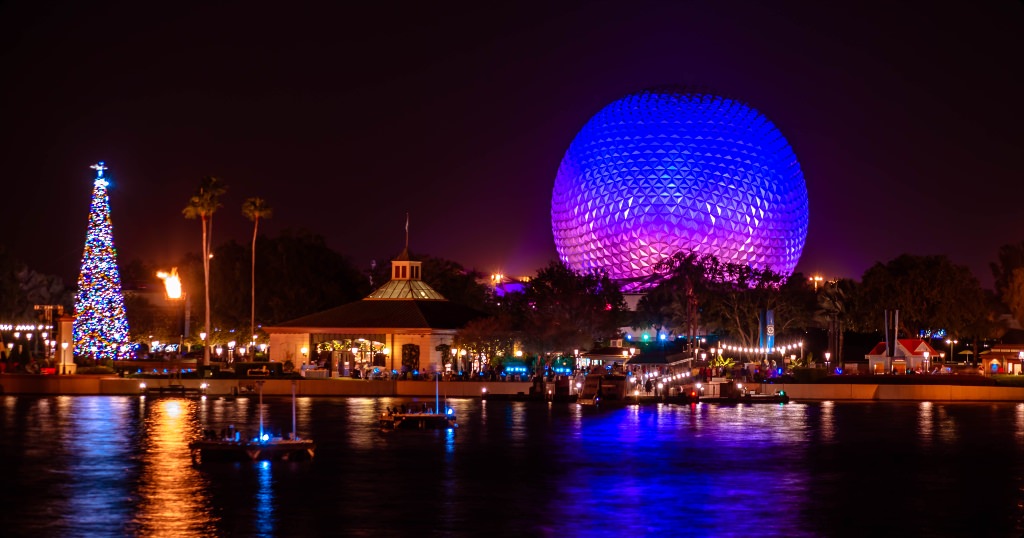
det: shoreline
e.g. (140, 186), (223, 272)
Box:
(2, 374), (1024, 402)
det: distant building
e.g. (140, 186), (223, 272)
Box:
(864, 339), (940, 375)
(265, 248), (486, 376)
(980, 329), (1024, 375)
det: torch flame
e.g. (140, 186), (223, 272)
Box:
(157, 268), (183, 299)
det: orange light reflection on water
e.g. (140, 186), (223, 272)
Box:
(134, 398), (217, 537)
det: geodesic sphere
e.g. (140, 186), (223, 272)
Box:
(551, 88), (809, 286)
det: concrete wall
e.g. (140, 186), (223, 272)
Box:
(5, 376), (1024, 401)
(0, 375), (533, 397)
(765, 383), (1024, 401)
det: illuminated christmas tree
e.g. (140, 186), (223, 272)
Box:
(73, 162), (131, 361)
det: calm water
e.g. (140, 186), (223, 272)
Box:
(2, 394), (1023, 537)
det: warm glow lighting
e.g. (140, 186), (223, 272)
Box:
(157, 268), (183, 299)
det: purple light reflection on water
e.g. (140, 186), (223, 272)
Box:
(2, 396), (1024, 536)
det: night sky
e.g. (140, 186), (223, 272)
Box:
(2, 1), (1021, 289)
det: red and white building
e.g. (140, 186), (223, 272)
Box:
(864, 339), (940, 374)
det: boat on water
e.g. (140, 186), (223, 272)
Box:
(698, 389), (791, 404)
(189, 434), (316, 464)
(189, 380), (315, 464)
(578, 365), (632, 407)
(379, 407), (457, 430)
(380, 374), (458, 430)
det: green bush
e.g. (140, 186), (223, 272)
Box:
(992, 375), (1024, 387)
(76, 366), (116, 375)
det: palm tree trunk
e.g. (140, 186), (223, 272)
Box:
(251, 216), (258, 340)
(203, 215), (212, 368)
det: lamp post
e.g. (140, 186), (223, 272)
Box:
(824, 351), (831, 372)
(61, 341), (69, 375)
(923, 351), (929, 373)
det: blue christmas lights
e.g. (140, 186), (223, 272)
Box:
(551, 88), (809, 288)
(73, 162), (132, 361)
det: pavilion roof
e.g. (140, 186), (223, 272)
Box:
(267, 299), (486, 332)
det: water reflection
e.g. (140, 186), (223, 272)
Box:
(1016, 403), (1024, 446)
(935, 405), (959, 443)
(819, 400), (835, 443)
(3, 397), (1024, 536)
(255, 461), (275, 537)
(63, 397), (137, 535)
(135, 397), (216, 537)
(918, 401), (934, 446)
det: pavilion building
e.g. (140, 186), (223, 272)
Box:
(265, 249), (486, 377)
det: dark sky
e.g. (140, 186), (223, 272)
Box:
(1, 1), (1021, 290)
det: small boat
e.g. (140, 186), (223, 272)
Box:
(189, 434), (316, 464)
(697, 389), (791, 404)
(189, 380), (315, 464)
(379, 408), (457, 430)
(380, 374), (457, 430)
(578, 366), (632, 407)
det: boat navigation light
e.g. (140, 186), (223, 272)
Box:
(261, 433), (270, 442)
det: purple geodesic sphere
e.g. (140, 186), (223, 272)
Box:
(551, 88), (809, 287)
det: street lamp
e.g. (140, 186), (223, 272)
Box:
(61, 341), (69, 375)
(825, 352), (831, 371)
(923, 351), (929, 373)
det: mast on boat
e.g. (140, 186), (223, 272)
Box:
(258, 380), (265, 440)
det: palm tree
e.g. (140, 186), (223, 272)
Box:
(183, 177), (227, 369)
(242, 197), (273, 343)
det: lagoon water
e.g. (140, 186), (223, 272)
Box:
(2, 394), (1023, 537)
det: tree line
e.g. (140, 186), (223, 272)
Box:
(2, 174), (1023, 367)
